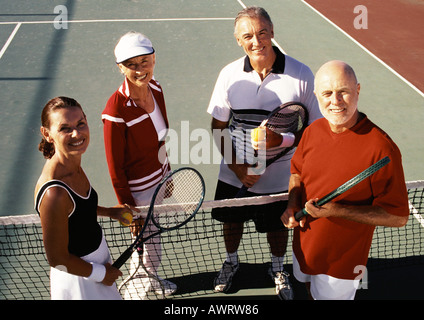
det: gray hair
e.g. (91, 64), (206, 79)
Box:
(234, 6), (273, 34)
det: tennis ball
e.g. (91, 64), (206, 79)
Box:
(119, 211), (133, 227)
(251, 127), (266, 142)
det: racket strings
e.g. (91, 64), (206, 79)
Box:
(152, 170), (204, 229)
(230, 103), (307, 165)
(266, 105), (307, 134)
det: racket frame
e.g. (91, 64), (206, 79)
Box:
(294, 156), (391, 221)
(236, 101), (309, 197)
(112, 167), (205, 269)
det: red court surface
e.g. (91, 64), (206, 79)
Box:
(304, 0), (424, 94)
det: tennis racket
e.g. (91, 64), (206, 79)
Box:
(236, 101), (308, 197)
(112, 167), (205, 269)
(294, 156), (391, 221)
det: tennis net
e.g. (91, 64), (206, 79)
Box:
(1, 180), (423, 300)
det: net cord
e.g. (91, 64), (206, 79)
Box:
(1, 180), (422, 225)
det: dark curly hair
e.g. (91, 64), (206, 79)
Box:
(39, 96), (84, 159)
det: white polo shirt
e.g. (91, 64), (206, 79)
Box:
(207, 47), (322, 194)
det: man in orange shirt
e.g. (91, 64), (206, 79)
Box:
(281, 60), (409, 299)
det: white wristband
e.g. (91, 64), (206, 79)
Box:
(85, 263), (106, 282)
(280, 132), (295, 148)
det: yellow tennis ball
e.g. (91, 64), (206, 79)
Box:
(251, 127), (266, 142)
(119, 211), (133, 227)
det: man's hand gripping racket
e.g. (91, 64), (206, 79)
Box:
(294, 156), (391, 222)
(112, 167), (205, 269)
(236, 102), (308, 197)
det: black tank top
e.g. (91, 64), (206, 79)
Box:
(35, 180), (103, 257)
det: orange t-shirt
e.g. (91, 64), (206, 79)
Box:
(291, 114), (409, 279)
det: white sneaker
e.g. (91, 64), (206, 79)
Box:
(213, 261), (240, 293)
(268, 268), (294, 300)
(150, 276), (178, 296)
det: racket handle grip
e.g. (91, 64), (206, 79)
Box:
(294, 208), (308, 222)
(235, 185), (248, 198)
(112, 247), (134, 269)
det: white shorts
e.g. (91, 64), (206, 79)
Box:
(292, 252), (360, 300)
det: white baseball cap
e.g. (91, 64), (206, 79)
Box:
(114, 32), (155, 63)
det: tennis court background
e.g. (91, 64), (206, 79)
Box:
(0, 0), (422, 217)
(0, 0), (423, 300)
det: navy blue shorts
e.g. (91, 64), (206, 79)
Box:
(211, 180), (288, 233)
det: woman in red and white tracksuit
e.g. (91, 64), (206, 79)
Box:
(102, 31), (176, 298)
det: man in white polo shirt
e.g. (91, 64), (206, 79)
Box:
(207, 6), (321, 300)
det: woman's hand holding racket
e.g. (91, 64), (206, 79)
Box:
(112, 167), (205, 269)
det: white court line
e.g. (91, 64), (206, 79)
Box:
(237, 0), (287, 54)
(0, 22), (21, 60)
(0, 6), (288, 55)
(410, 202), (424, 228)
(0, 17), (233, 25)
(301, 0), (424, 99)
(237, 0), (247, 8)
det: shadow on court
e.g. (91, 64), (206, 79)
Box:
(357, 256), (424, 300)
(0, 0), (75, 216)
(166, 262), (308, 300)
(166, 257), (424, 300)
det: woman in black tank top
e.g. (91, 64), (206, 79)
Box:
(34, 97), (138, 299)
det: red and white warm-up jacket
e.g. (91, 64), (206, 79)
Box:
(102, 78), (170, 206)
